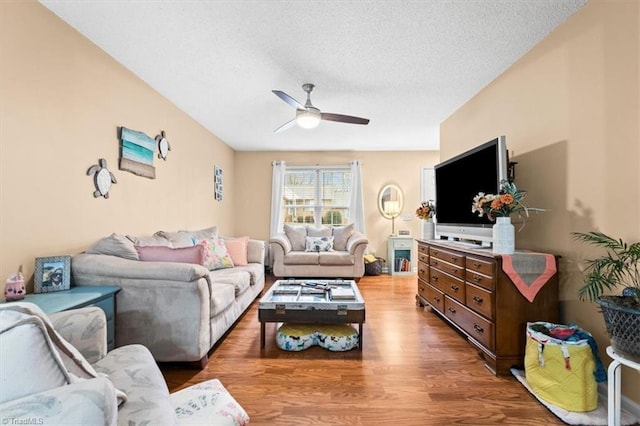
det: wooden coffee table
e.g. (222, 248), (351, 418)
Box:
(258, 279), (366, 350)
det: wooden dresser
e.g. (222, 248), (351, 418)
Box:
(416, 239), (559, 375)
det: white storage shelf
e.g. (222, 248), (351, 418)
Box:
(388, 236), (414, 276)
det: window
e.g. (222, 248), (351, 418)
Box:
(282, 167), (352, 227)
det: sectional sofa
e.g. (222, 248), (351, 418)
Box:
(71, 227), (265, 367)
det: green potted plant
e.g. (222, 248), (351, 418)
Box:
(572, 231), (640, 359)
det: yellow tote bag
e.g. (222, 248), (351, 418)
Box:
(524, 322), (597, 412)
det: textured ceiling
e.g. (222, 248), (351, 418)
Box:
(40, 0), (587, 152)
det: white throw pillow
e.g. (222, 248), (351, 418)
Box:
(332, 224), (355, 251)
(126, 234), (172, 247)
(305, 236), (334, 252)
(307, 226), (332, 238)
(86, 233), (139, 260)
(284, 224), (307, 251)
(154, 230), (196, 248)
(0, 303), (128, 406)
(0, 310), (69, 403)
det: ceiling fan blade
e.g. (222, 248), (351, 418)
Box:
(272, 90), (305, 110)
(274, 118), (297, 134)
(321, 112), (370, 125)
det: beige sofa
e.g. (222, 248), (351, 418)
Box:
(71, 227), (265, 367)
(270, 224), (368, 280)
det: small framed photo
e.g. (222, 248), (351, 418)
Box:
(34, 256), (71, 293)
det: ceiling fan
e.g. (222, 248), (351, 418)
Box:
(272, 83), (370, 133)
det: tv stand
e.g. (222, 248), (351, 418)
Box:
(415, 239), (559, 375)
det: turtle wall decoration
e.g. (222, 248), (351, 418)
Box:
(155, 130), (171, 161)
(87, 158), (117, 198)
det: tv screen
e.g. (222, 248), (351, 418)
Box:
(434, 136), (508, 244)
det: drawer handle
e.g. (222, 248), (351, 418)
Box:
(473, 323), (484, 334)
(447, 307), (456, 314)
(472, 295), (483, 304)
(452, 269), (458, 274)
(450, 256), (456, 262)
(433, 296), (440, 303)
(419, 286), (424, 291)
(450, 284), (459, 292)
(419, 268), (426, 274)
(473, 275), (482, 282)
(473, 262), (481, 268)
(431, 275), (438, 281)
(432, 260), (439, 266)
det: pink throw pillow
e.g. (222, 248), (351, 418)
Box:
(224, 236), (249, 266)
(135, 245), (205, 265)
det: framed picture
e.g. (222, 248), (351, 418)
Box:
(214, 166), (223, 201)
(34, 256), (71, 293)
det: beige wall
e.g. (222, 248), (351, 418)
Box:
(441, 0), (639, 402)
(0, 2), (236, 291)
(234, 151), (439, 258)
(1, 2), (439, 291)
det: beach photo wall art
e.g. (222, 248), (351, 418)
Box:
(119, 126), (156, 179)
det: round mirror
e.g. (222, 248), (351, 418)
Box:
(378, 184), (404, 219)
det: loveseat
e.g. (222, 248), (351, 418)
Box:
(0, 303), (249, 425)
(71, 226), (265, 367)
(270, 224), (368, 280)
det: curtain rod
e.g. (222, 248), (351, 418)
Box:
(274, 161), (357, 170)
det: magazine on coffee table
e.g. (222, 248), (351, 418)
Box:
(330, 287), (355, 300)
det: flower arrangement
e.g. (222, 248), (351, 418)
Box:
(471, 179), (543, 222)
(416, 200), (436, 220)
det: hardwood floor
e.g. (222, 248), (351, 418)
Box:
(161, 274), (564, 425)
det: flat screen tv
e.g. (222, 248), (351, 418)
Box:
(434, 136), (509, 245)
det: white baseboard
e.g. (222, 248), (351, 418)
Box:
(598, 382), (640, 420)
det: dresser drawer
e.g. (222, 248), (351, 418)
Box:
(465, 269), (495, 291)
(418, 243), (429, 256)
(466, 256), (495, 277)
(425, 284), (445, 313)
(418, 262), (429, 282)
(392, 239), (412, 249)
(430, 247), (465, 267)
(417, 251), (429, 264)
(429, 256), (464, 279)
(444, 297), (494, 350)
(465, 283), (493, 320)
(430, 268), (465, 303)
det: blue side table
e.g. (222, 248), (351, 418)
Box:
(3, 286), (120, 350)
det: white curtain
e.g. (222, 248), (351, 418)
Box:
(349, 160), (366, 235)
(270, 160), (286, 237)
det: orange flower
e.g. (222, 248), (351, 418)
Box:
(500, 193), (514, 205)
(490, 198), (503, 210)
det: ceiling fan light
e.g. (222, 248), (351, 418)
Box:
(296, 109), (321, 129)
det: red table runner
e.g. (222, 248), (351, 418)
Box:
(501, 253), (556, 302)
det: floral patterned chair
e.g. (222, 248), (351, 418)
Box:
(0, 302), (249, 425)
